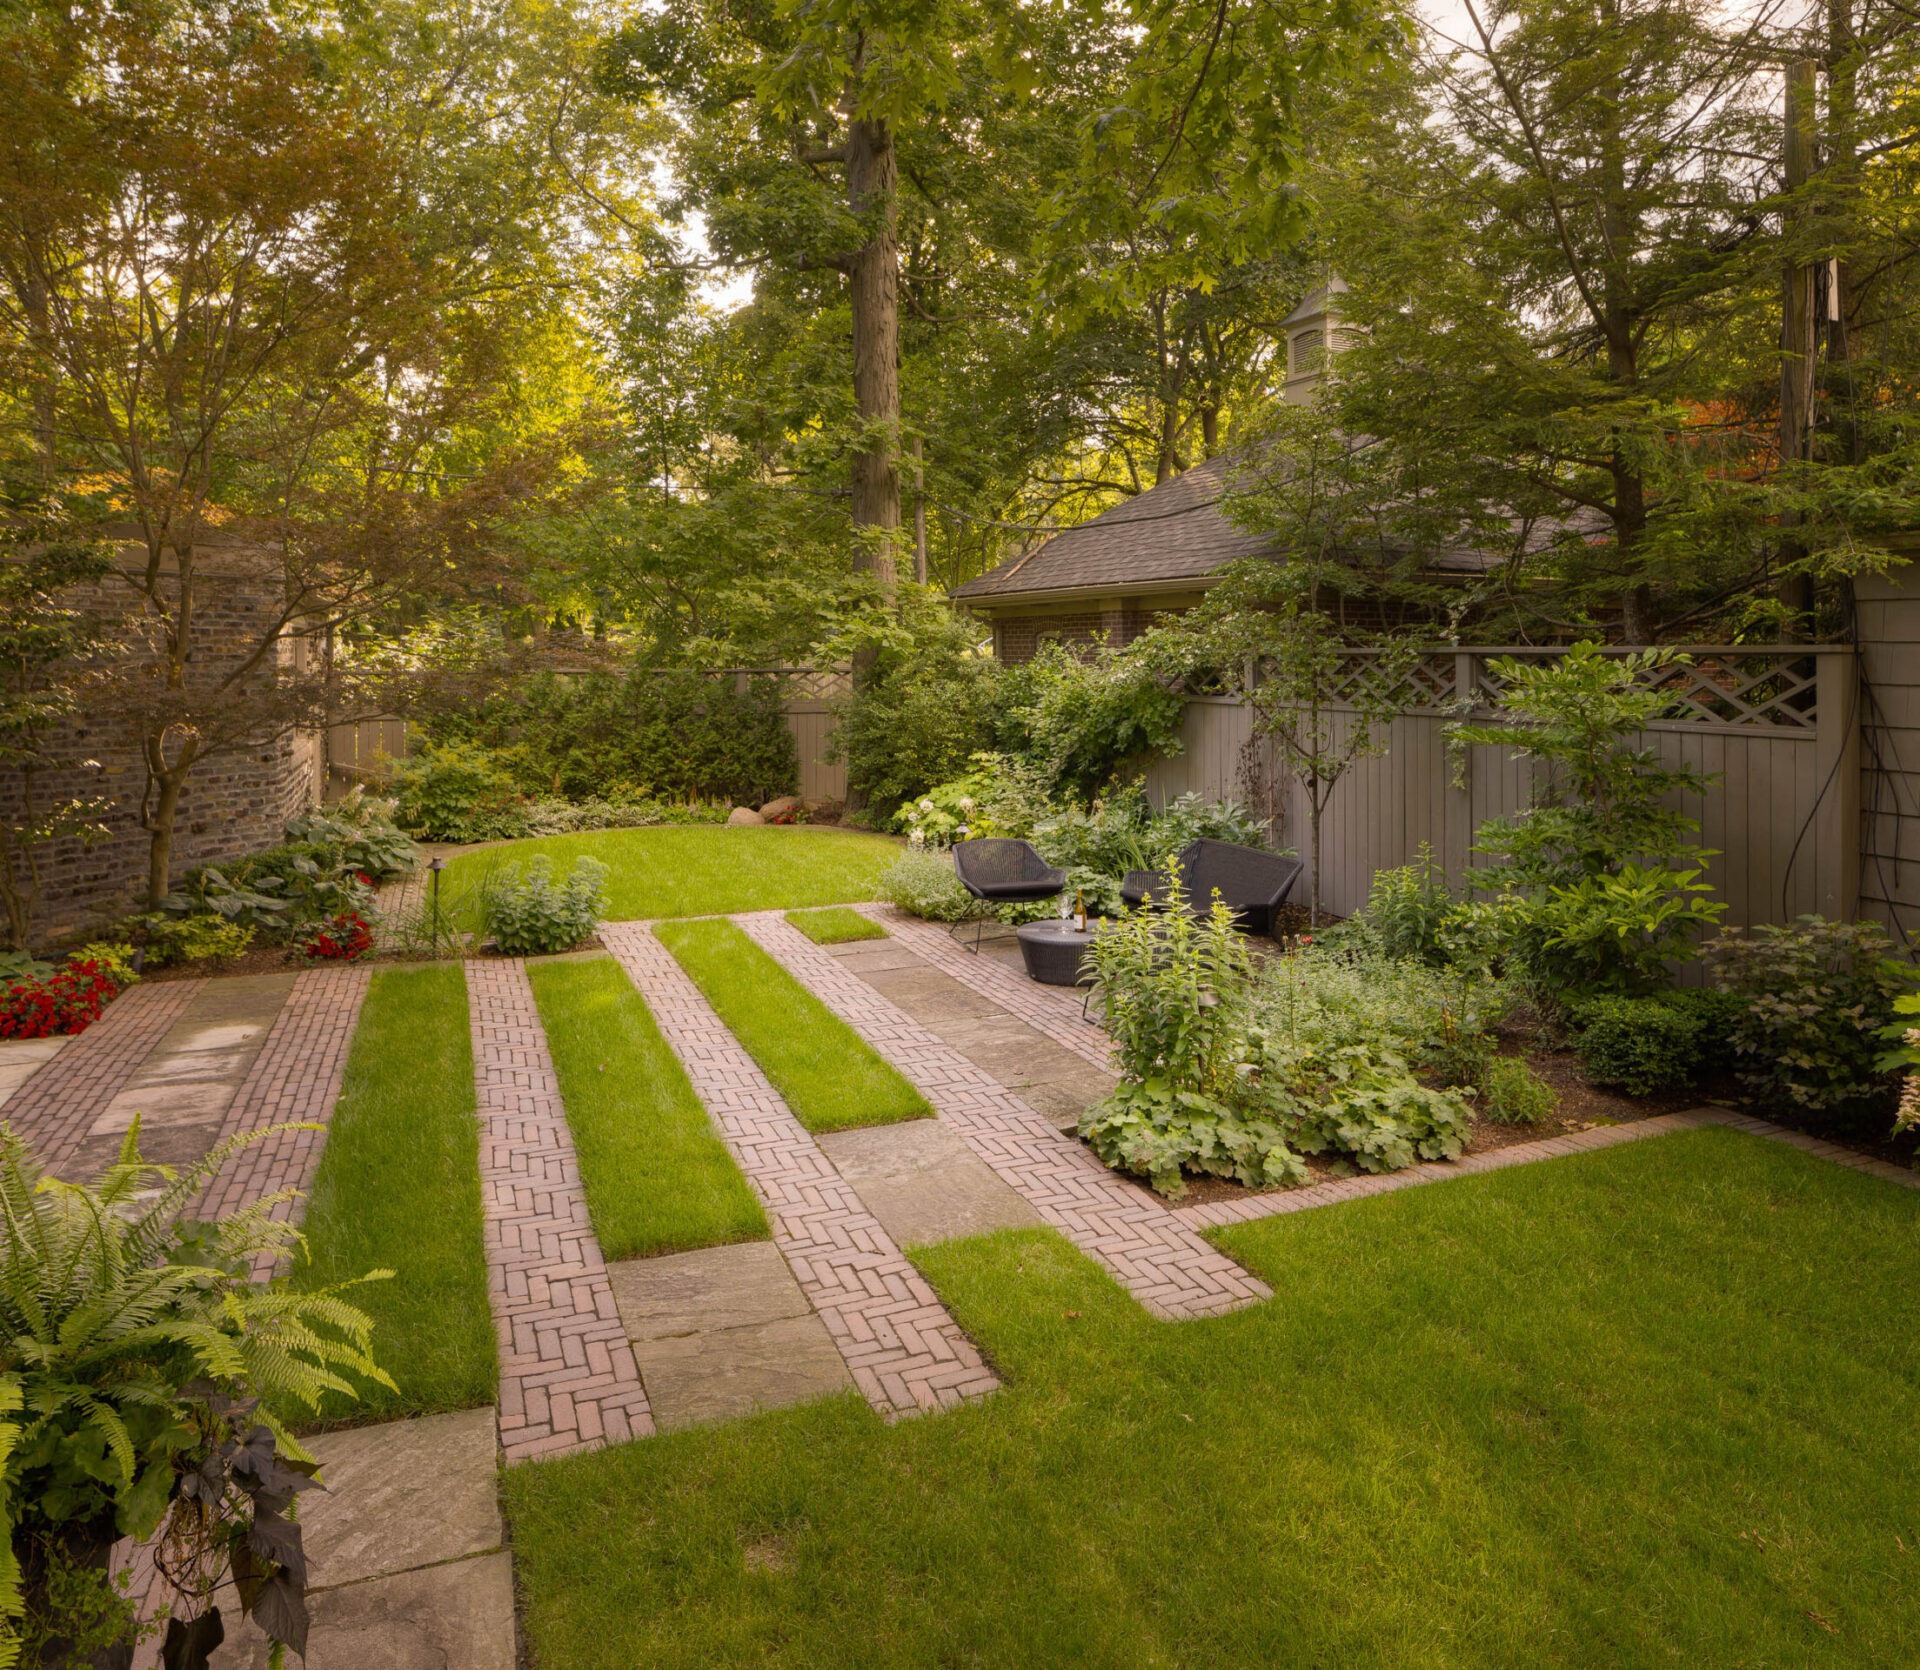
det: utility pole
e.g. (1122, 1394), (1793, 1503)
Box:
(1777, 56), (1819, 631)
(911, 434), (928, 586)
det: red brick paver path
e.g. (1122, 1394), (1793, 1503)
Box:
(740, 912), (1271, 1321)
(603, 922), (999, 1418)
(466, 959), (653, 1461)
(197, 966), (374, 1279)
(1, 980), (207, 1169)
(866, 906), (1114, 1072)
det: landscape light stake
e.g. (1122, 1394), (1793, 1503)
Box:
(429, 855), (445, 957)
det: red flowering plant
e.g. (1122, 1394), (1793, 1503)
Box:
(0, 955), (126, 1039)
(298, 910), (374, 961)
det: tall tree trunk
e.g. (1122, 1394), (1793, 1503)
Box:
(910, 433), (927, 585)
(845, 115), (901, 589)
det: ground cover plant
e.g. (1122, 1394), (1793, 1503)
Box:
(530, 956), (769, 1258)
(503, 1127), (1920, 1669)
(785, 907), (887, 945)
(481, 853), (608, 955)
(447, 827), (899, 922)
(292, 966), (495, 1420)
(655, 919), (929, 1133)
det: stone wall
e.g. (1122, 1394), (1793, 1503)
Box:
(1, 546), (324, 947)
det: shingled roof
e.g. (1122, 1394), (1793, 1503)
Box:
(952, 458), (1267, 602)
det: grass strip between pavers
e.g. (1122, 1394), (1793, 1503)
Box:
(291, 964), (496, 1422)
(655, 918), (930, 1133)
(502, 1125), (1920, 1669)
(784, 906), (888, 946)
(529, 955), (770, 1259)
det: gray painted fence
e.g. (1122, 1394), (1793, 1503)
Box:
(1143, 646), (1858, 930)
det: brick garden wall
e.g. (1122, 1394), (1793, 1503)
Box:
(991, 607), (1160, 664)
(1, 549), (324, 947)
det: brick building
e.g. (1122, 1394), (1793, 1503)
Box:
(2, 536), (325, 946)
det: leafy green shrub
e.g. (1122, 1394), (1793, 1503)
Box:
(1345, 844), (1454, 965)
(141, 914), (255, 967)
(1082, 866), (1307, 1196)
(425, 667), (797, 807)
(834, 599), (1004, 819)
(1279, 1046), (1473, 1170)
(1568, 988), (1736, 1095)
(521, 796), (728, 836)
(1451, 644), (1726, 1001)
(0, 1124), (389, 1661)
(999, 639), (1187, 799)
(392, 738), (531, 843)
(480, 855), (609, 955)
(1705, 916), (1914, 1120)
(877, 849), (974, 922)
(283, 789), (417, 879)
(1482, 1055), (1557, 1124)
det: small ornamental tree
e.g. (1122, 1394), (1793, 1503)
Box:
(1449, 642), (1726, 997)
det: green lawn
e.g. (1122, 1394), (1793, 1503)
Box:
(292, 965), (496, 1421)
(785, 906), (888, 945)
(444, 826), (899, 922)
(504, 1126), (1920, 1668)
(529, 955), (769, 1259)
(655, 918), (929, 1133)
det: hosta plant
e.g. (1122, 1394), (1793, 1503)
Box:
(0, 1122), (391, 1668)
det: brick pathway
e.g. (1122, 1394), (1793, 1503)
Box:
(197, 966), (375, 1280)
(865, 906), (1114, 1073)
(602, 923), (1000, 1418)
(0, 979), (207, 1169)
(466, 959), (653, 1462)
(739, 913), (1272, 1321)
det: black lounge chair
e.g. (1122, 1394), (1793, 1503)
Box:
(1120, 839), (1303, 937)
(950, 838), (1068, 952)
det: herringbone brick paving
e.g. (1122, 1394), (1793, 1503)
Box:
(466, 958), (653, 1462)
(1, 979), (207, 1169)
(863, 905), (1114, 1072)
(740, 912), (1272, 1321)
(602, 922), (999, 1418)
(196, 966), (374, 1279)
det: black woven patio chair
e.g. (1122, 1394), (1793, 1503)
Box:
(1120, 839), (1303, 938)
(950, 838), (1068, 952)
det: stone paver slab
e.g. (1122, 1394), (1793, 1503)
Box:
(638, 1313), (855, 1431)
(209, 1550), (516, 1670)
(300, 1408), (502, 1587)
(609, 1241), (811, 1342)
(855, 967), (1007, 1023)
(819, 1121), (1043, 1245)
(2, 980), (207, 1168)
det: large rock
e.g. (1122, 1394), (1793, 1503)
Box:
(726, 806), (765, 826)
(758, 795), (800, 823)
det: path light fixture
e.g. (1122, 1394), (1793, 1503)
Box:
(428, 854), (446, 957)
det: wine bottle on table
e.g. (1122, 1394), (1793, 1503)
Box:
(1073, 889), (1086, 932)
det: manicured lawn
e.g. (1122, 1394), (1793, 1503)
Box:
(655, 918), (929, 1133)
(444, 826), (899, 922)
(504, 1127), (1920, 1668)
(529, 955), (769, 1259)
(292, 965), (496, 1421)
(785, 906), (888, 945)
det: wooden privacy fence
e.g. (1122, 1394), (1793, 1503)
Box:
(1143, 645), (1859, 930)
(320, 668), (854, 805)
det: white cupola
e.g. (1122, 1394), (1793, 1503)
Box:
(1280, 276), (1353, 405)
